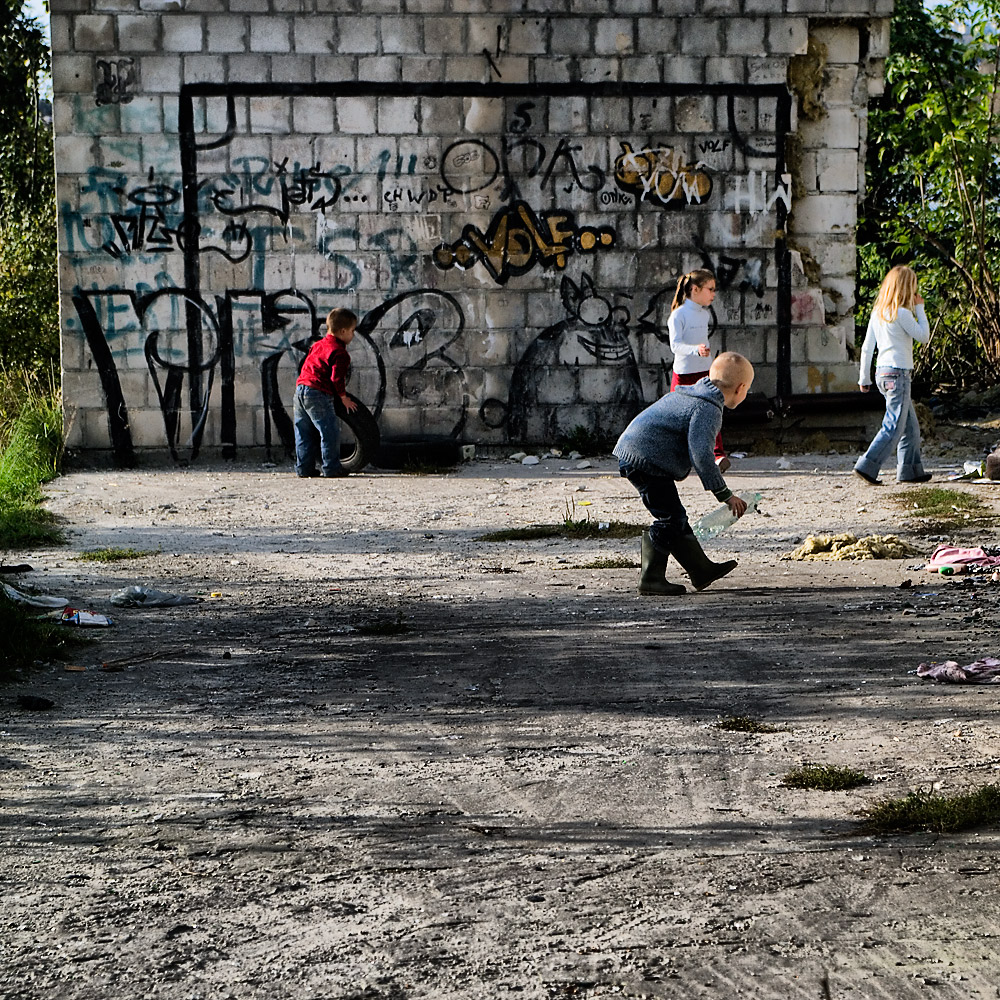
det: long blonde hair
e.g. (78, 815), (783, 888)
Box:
(873, 265), (919, 323)
(671, 269), (715, 311)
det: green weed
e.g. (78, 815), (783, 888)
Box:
(782, 764), (871, 791)
(0, 590), (86, 682)
(893, 487), (991, 531)
(715, 715), (783, 734)
(858, 784), (1000, 835)
(572, 556), (640, 569)
(76, 547), (158, 563)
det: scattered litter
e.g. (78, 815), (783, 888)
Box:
(2, 583), (70, 609)
(784, 533), (922, 561)
(693, 492), (761, 541)
(110, 585), (202, 607)
(521, 455), (540, 465)
(64, 665), (87, 672)
(210, 592), (223, 598)
(568, 451), (582, 460)
(101, 662), (125, 672)
(577, 500), (592, 506)
(61, 608), (113, 627)
(17, 695), (54, 711)
(925, 545), (1000, 575)
(576, 460), (593, 469)
(509, 452), (527, 461)
(917, 657), (1000, 684)
(730, 451), (747, 459)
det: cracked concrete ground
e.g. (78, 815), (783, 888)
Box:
(3, 453), (1000, 1000)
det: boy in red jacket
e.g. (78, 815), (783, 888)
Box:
(294, 307), (359, 478)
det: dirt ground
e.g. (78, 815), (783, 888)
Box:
(4, 443), (1000, 1000)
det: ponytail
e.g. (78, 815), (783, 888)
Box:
(671, 268), (716, 311)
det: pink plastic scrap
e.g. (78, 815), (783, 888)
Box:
(926, 545), (1000, 572)
(917, 657), (1000, 683)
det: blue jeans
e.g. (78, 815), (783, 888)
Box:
(620, 462), (689, 553)
(855, 367), (925, 482)
(293, 385), (343, 476)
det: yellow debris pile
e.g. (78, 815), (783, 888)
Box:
(784, 533), (923, 561)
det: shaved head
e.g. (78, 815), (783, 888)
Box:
(709, 352), (754, 390)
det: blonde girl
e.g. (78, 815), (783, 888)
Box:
(667, 269), (728, 470)
(854, 265), (932, 484)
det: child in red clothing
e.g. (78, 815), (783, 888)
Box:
(293, 308), (359, 478)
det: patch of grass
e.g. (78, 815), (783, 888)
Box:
(714, 715), (783, 734)
(478, 518), (644, 543)
(76, 547), (158, 563)
(0, 590), (88, 682)
(892, 486), (991, 532)
(858, 784), (1000, 835)
(781, 764), (871, 791)
(572, 556), (640, 569)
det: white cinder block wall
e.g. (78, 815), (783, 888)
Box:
(51, 0), (892, 464)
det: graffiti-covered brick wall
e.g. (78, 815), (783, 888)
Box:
(51, 0), (892, 464)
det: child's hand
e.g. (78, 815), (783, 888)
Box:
(340, 395), (359, 413)
(859, 384), (870, 393)
(727, 495), (747, 518)
(697, 343), (710, 357)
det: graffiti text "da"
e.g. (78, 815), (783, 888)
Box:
(432, 201), (615, 285)
(732, 171), (792, 215)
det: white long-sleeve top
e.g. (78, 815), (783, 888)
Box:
(668, 299), (714, 375)
(858, 303), (930, 385)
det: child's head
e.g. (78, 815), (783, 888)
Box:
(709, 352), (754, 409)
(874, 266), (919, 322)
(326, 307), (358, 344)
(671, 269), (716, 311)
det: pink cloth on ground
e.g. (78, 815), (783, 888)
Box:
(926, 545), (1000, 570)
(917, 657), (1000, 683)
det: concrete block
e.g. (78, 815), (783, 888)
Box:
(746, 56), (787, 85)
(767, 18), (809, 56)
(547, 96), (589, 134)
(578, 56), (615, 83)
(378, 96), (419, 134)
(799, 108), (859, 149)
(357, 56), (401, 82)
(186, 0), (227, 10)
(662, 55), (704, 84)
(823, 64), (861, 106)
(507, 18), (548, 56)
(705, 57), (746, 84)
(461, 96), (505, 134)
(787, 192), (855, 238)
(50, 15), (73, 54)
(868, 18), (890, 59)
(805, 325), (849, 364)
(271, 55), (315, 83)
(206, 16), (247, 53)
(314, 55), (357, 81)
(379, 15), (422, 53)
(250, 17), (291, 53)
(228, 54), (272, 84)
(612, 0), (654, 11)
(812, 24), (860, 64)
(136, 55), (181, 93)
(119, 94), (163, 133)
(184, 54), (226, 85)
(293, 18), (336, 54)
(622, 56), (661, 84)
(634, 17), (676, 55)
(550, 18), (593, 56)
(53, 54), (94, 94)
(679, 18), (720, 56)
(50, 0), (90, 12)
(337, 96), (377, 134)
(54, 134), (96, 174)
(228, 0), (269, 11)
(162, 15), (204, 53)
(594, 18), (634, 56)
(724, 18), (765, 56)
(117, 14), (160, 51)
(816, 149), (859, 192)
(293, 96), (335, 134)
(74, 14), (116, 52)
(338, 16), (379, 54)
(249, 95), (292, 134)
(674, 94), (715, 132)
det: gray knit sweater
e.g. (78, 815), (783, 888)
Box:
(613, 378), (731, 501)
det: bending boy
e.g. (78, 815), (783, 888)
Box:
(613, 352), (754, 594)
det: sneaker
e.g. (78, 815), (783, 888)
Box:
(715, 456), (731, 474)
(321, 468), (349, 478)
(853, 468), (882, 486)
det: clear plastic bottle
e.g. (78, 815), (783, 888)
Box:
(692, 491), (762, 541)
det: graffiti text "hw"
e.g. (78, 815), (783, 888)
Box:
(432, 202), (615, 285)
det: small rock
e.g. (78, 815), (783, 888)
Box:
(509, 452), (527, 461)
(568, 451), (582, 460)
(522, 455), (540, 466)
(576, 460), (592, 470)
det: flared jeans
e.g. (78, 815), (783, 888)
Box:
(854, 367), (925, 483)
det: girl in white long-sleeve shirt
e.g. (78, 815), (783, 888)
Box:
(668, 269), (729, 470)
(854, 265), (932, 485)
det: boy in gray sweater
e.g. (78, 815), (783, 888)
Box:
(614, 352), (754, 595)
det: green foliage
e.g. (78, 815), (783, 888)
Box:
(0, 367), (64, 549)
(859, 784), (1000, 834)
(860, 0), (1000, 387)
(781, 764), (872, 791)
(0, 588), (82, 681)
(75, 547), (158, 563)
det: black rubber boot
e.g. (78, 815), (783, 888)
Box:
(668, 530), (737, 591)
(639, 530), (685, 596)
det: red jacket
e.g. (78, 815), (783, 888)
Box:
(296, 334), (350, 397)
